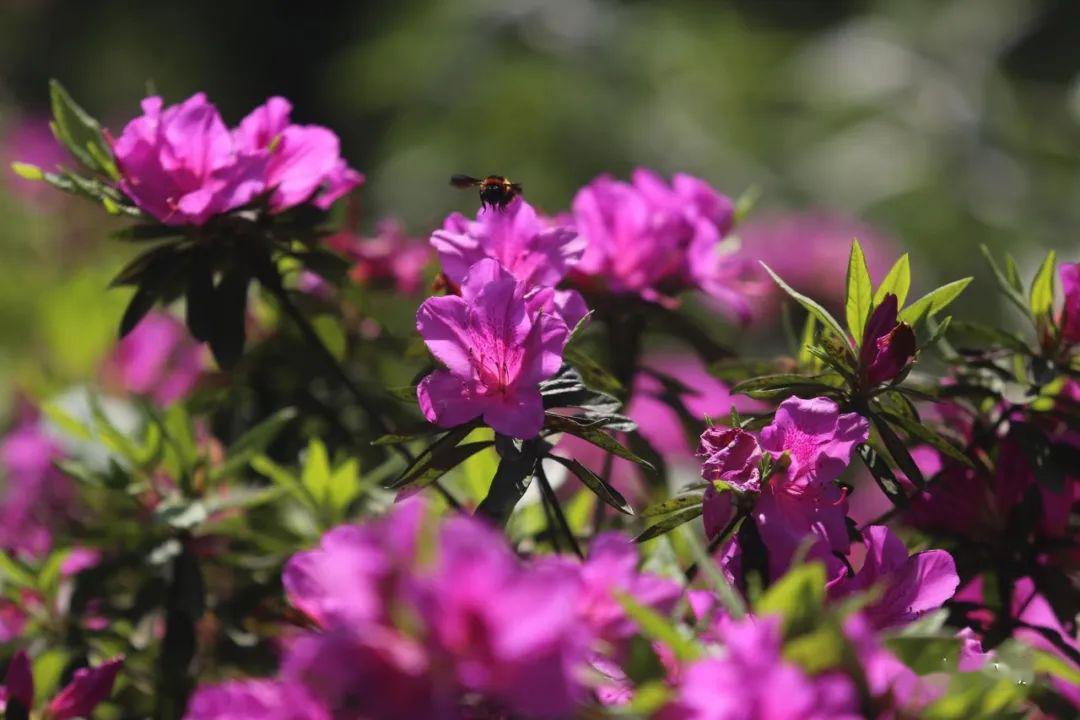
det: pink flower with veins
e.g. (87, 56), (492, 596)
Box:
(416, 258), (569, 438)
(828, 525), (959, 629)
(432, 198), (587, 328)
(112, 94), (268, 226)
(233, 96), (362, 212)
(758, 396), (869, 497)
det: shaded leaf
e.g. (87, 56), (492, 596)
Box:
(761, 262), (850, 348)
(640, 493), (704, 519)
(548, 455), (633, 515)
(634, 506), (703, 542)
(544, 412), (653, 469)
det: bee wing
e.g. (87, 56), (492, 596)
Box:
(509, 182), (524, 194)
(450, 174), (481, 188)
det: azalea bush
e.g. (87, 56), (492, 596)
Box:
(0, 81), (1077, 720)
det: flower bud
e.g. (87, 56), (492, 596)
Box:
(859, 294), (916, 388)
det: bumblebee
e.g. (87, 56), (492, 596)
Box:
(450, 174), (523, 211)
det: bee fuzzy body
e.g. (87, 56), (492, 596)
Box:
(450, 174), (523, 211)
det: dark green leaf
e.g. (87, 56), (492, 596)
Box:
(185, 249), (215, 342)
(858, 444), (908, 509)
(564, 345), (623, 396)
(640, 493), (704, 518)
(548, 455), (633, 515)
(49, 79), (117, 177)
(869, 412), (925, 488)
(119, 283), (160, 338)
(387, 424), (487, 490)
(633, 506), (703, 542)
(544, 412), (653, 469)
(209, 267), (250, 369)
(476, 449), (537, 526)
(877, 410), (973, 467)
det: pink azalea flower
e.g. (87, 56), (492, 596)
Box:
(859, 294), (917, 388)
(697, 426), (762, 492)
(665, 615), (860, 720)
(720, 397), (868, 582)
(758, 396), (869, 497)
(571, 169), (757, 319)
(0, 412), (74, 559)
(416, 259), (569, 438)
(109, 311), (204, 405)
(113, 94), (268, 225)
(1060, 262), (1080, 347)
(233, 96), (363, 212)
(184, 680), (331, 720)
(572, 532), (681, 646)
(828, 525), (959, 629)
(432, 198), (584, 291)
(697, 426), (763, 539)
(3, 650), (123, 720)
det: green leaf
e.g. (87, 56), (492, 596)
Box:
(218, 407), (298, 479)
(548, 455), (633, 515)
(1029, 249), (1057, 321)
(328, 458), (363, 517)
(756, 562), (826, 636)
(0, 551), (37, 588)
(784, 625), (847, 674)
(640, 493), (704, 519)
(680, 524), (746, 618)
(476, 449), (536, 526)
(49, 79), (117, 178)
(858, 443), (908, 509)
(615, 592), (702, 662)
(544, 412), (653, 468)
(980, 245), (1030, 317)
(563, 346), (623, 396)
(301, 439), (333, 506)
(885, 635), (961, 675)
(10, 161), (44, 180)
(868, 412), (925, 488)
(873, 254), (911, 308)
(845, 239), (873, 340)
(877, 410), (973, 467)
(899, 278), (973, 325)
(251, 455), (316, 509)
(633, 506), (703, 542)
(732, 373), (843, 396)
(388, 437), (494, 491)
(760, 262), (850, 350)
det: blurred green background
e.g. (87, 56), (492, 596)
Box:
(1, 0), (1078, 410)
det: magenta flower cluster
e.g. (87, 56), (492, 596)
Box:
(186, 501), (679, 719)
(112, 94), (361, 225)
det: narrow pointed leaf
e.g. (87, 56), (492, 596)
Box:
(873, 254), (911, 308)
(845, 239), (873, 340)
(760, 262), (850, 350)
(548, 455), (633, 515)
(1029, 250), (1057, 320)
(633, 506), (703, 542)
(899, 278), (973, 325)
